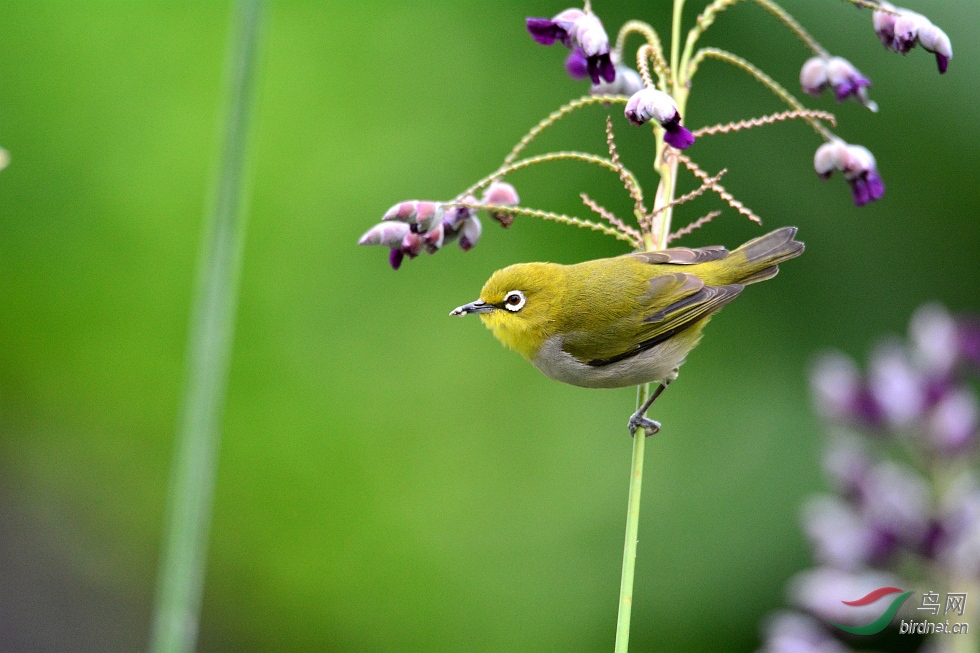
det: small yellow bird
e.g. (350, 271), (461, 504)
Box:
(450, 226), (804, 435)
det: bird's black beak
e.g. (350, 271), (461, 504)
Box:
(449, 299), (495, 316)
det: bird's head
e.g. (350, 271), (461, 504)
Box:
(450, 262), (564, 359)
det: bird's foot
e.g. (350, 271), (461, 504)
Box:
(627, 413), (661, 438)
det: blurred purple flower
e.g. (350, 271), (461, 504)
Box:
(756, 611), (853, 653)
(802, 495), (879, 570)
(927, 388), (978, 453)
(790, 567), (905, 627)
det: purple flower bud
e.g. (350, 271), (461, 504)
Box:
(624, 88), (695, 149)
(591, 64), (644, 97)
(458, 215), (482, 252)
(388, 248), (404, 270)
(357, 220), (411, 248)
(381, 200), (444, 232)
(840, 145), (885, 207)
(918, 23), (953, 73)
(400, 231), (422, 258)
(525, 9), (583, 47)
(565, 48), (589, 80)
(892, 11), (926, 54)
(569, 14), (615, 84)
(481, 181), (520, 228)
(873, 2), (898, 48)
(910, 304), (959, 377)
(422, 221), (445, 253)
(826, 58), (874, 109)
(927, 388), (978, 454)
(815, 142), (884, 206)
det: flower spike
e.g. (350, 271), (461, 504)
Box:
(624, 88), (695, 149)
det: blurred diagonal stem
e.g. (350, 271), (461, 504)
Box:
(148, 2), (265, 652)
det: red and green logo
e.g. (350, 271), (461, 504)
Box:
(829, 587), (914, 635)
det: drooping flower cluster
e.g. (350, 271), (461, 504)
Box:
(756, 305), (980, 652)
(813, 141), (884, 207)
(526, 9), (615, 84)
(358, 182), (519, 270)
(874, 2), (953, 73)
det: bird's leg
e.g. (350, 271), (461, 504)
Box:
(627, 371), (676, 437)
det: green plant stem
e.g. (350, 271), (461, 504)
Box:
(147, 2), (265, 652)
(614, 4), (687, 649)
(614, 383), (649, 653)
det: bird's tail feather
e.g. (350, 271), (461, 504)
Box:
(727, 226), (804, 285)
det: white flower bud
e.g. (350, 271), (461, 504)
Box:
(813, 141), (847, 179)
(624, 87), (678, 126)
(799, 57), (828, 96)
(358, 221), (410, 248)
(422, 221), (445, 253)
(459, 216), (482, 251)
(568, 13), (608, 58)
(381, 200), (444, 232)
(591, 65), (644, 97)
(400, 231), (422, 258)
(918, 23), (952, 58)
(892, 10), (928, 53)
(839, 145), (877, 182)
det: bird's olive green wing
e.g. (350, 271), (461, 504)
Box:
(561, 270), (743, 367)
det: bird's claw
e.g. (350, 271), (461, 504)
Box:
(628, 414), (661, 438)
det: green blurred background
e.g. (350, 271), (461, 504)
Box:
(0, 1), (976, 650)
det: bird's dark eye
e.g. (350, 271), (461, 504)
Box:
(503, 290), (526, 312)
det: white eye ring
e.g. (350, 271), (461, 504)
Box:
(503, 290), (526, 312)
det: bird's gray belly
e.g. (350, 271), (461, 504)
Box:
(532, 335), (689, 389)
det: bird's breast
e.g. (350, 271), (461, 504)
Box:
(531, 333), (696, 389)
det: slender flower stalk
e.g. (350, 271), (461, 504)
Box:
(357, 0), (955, 649)
(147, 2), (265, 652)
